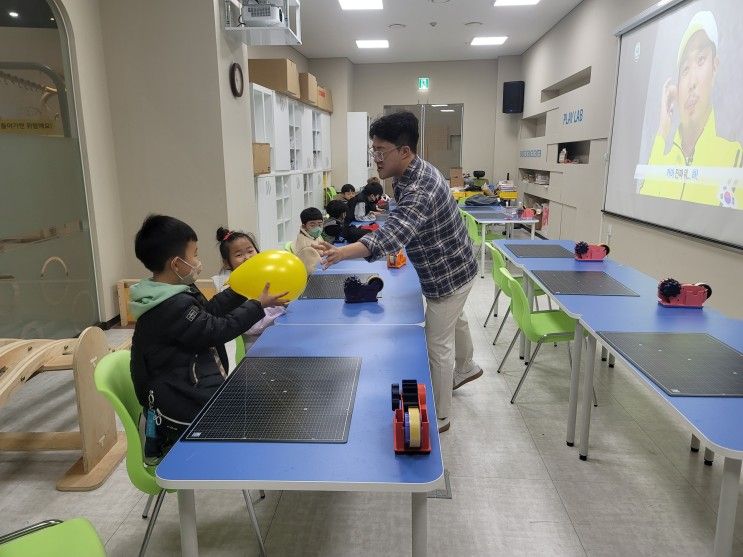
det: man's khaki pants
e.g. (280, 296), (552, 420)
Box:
(424, 278), (475, 420)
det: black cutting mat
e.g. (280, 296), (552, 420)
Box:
(598, 332), (743, 397)
(533, 270), (639, 296)
(183, 356), (361, 442)
(505, 244), (575, 258)
(299, 274), (374, 299)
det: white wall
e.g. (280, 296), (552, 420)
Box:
(308, 57), (352, 187)
(520, 0), (743, 318)
(351, 60), (499, 180)
(100, 0), (255, 280)
(493, 56), (522, 182)
(56, 0), (126, 321)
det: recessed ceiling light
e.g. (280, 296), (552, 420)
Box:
(494, 0), (540, 5)
(441, 109), (455, 112)
(432, 104), (448, 107)
(471, 36), (508, 46)
(430, 0), (450, 3)
(50, 17), (55, 21)
(339, 0), (383, 9)
(356, 39), (389, 49)
(388, 23), (406, 29)
(8, 11), (19, 18)
(464, 21), (483, 27)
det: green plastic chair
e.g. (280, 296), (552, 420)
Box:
(284, 241), (294, 253)
(484, 244), (546, 336)
(94, 351), (267, 556)
(497, 268), (597, 405)
(460, 209), (499, 247)
(0, 519), (105, 557)
(235, 334), (246, 364)
(324, 186), (336, 206)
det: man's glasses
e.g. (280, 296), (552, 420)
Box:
(369, 146), (400, 162)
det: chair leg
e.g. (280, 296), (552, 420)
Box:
(139, 490), (166, 557)
(511, 341), (543, 404)
(497, 330), (520, 373)
(242, 490), (267, 557)
(704, 447), (715, 466)
(567, 342), (572, 368)
(535, 297), (540, 311)
(592, 387), (598, 407)
(690, 433), (701, 453)
(142, 494), (155, 519)
(547, 297), (552, 310)
(492, 307), (511, 346)
(484, 289), (501, 327)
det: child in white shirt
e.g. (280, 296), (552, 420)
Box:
(212, 227), (285, 370)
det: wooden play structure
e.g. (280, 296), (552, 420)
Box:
(0, 326), (129, 491)
(117, 278), (216, 326)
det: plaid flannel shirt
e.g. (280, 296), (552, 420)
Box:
(359, 156), (477, 298)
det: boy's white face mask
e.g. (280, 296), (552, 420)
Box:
(174, 257), (203, 285)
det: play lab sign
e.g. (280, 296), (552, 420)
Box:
(418, 77), (430, 91)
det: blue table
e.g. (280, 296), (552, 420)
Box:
(156, 324), (443, 557)
(277, 262), (424, 325)
(495, 239), (743, 557)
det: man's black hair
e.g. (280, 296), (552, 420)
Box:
(362, 182), (384, 197)
(340, 183), (356, 194)
(300, 207), (324, 224)
(369, 111), (419, 153)
(325, 200), (347, 219)
(134, 214), (198, 273)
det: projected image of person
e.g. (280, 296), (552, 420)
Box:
(640, 11), (743, 207)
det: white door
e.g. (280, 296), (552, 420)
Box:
(255, 176), (278, 249)
(347, 112), (368, 187)
(321, 113), (332, 169)
(273, 95), (290, 171)
(290, 173), (305, 238)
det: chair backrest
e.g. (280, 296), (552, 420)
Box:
(235, 334), (245, 364)
(500, 268), (537, 342)
(324, 186), (336, 206)
(460, 210), (481, 245)
(485, 244), (511, 295)
(284, 241), (294, 253)
(93, 350), (160, 495)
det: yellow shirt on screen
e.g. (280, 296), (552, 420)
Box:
(640, 110), (743, 208)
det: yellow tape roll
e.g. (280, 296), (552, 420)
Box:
(408, 407), (421, 449)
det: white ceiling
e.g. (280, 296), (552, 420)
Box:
(295, 0), (584, 64)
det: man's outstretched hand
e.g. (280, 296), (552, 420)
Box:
(315, 240), (345, 269)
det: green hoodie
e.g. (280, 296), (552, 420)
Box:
(128, 279), (190, 320)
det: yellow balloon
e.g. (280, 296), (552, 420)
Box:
(227, 250), (307, 301)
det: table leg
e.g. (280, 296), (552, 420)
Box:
(714, 457), (742, 557)
(412, 492), (428, 557)
(524, 279), (534, 363)
(480, 223), (486, 278)
(566, 322), (584, 447)
(178, 490), (199, 557)
(530, 223), (535, 239)
(578, 336), (597, 460)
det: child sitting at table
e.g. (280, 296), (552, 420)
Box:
(294, 207), (325, 274)
(323, 200), (371, 244)
(335, 183), (356, 202)
(129, 215), (287, 461)
(345, 182), (383, 225)
(212, 227), (286, 363)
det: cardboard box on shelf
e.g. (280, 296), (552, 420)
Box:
(252, 143), (271, 175)
(248, 58), (300, 98)
(299, 73), (318, 105)
(317, 86), (333, 113)
(450, 167), (464, 188)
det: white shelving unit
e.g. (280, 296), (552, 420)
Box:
(347, 112), (371, 188)
(250, 83), (332, 249)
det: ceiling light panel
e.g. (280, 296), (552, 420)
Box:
(471, 36), (508, 46)
(356, 39), (389, 49)
(340, 0), (383, 9)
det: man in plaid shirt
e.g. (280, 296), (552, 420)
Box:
(318, 111), (482, 433)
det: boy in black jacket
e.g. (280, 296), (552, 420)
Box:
(324, 200), (371, 244)
(129, 215), (287, 459)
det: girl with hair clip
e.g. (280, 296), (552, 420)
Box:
(212, 227), (286, 367)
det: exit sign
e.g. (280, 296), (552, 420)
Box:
(418, 77), (430, 91)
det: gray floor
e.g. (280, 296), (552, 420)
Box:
(2, 231), (743, 556)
